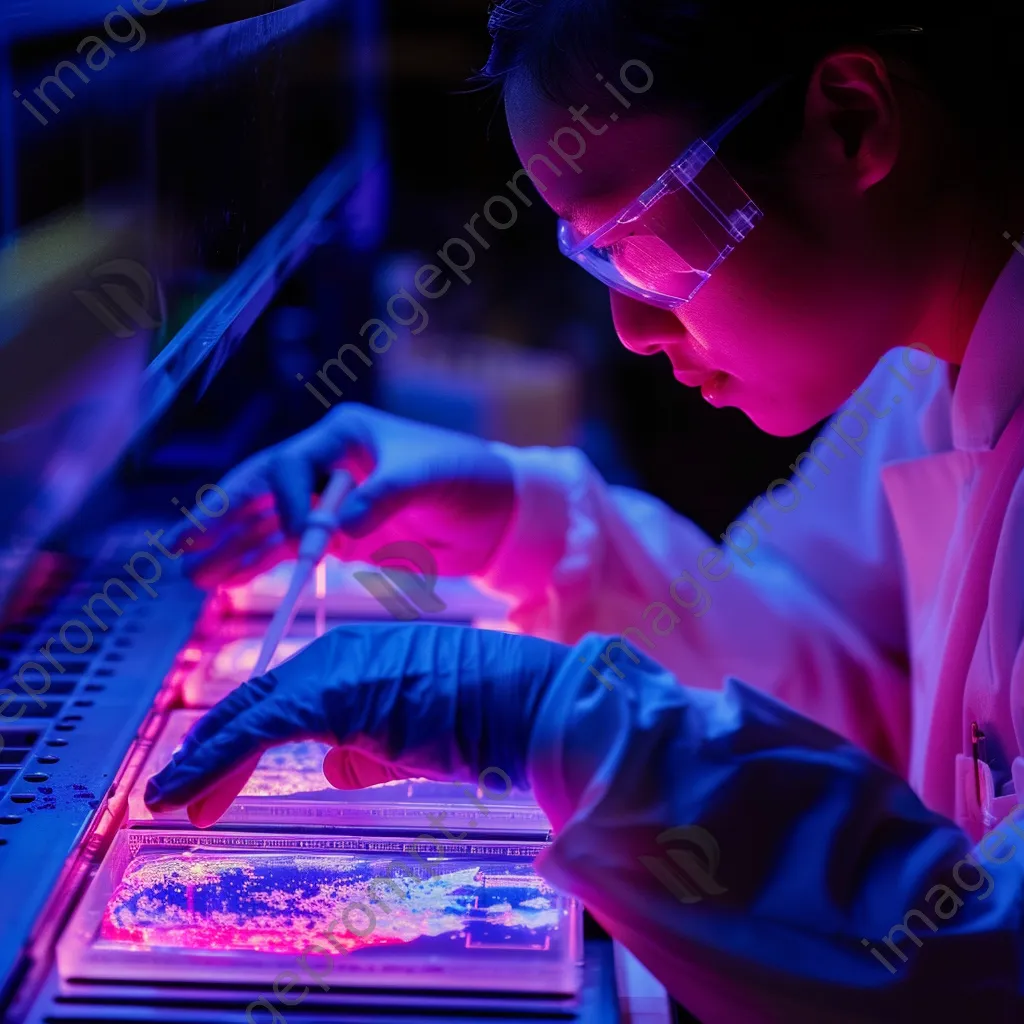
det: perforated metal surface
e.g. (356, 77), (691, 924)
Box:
(0, 555), (204, 1016)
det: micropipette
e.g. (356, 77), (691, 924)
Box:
(250, 468), (354, 677)
(186, 468), (354, 827)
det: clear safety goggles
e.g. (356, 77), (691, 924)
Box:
(557, 83), (781, 310)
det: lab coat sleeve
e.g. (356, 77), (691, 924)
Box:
(477, 351), (946, 773)
(527, 633), (1024, 1024)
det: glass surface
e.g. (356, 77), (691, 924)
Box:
(218, 556), (510, 622)
(129, 710), (550, 834)
(58, 831), (582, 994)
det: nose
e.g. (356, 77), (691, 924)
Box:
(610, 292), (685, 356)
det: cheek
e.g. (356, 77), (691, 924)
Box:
(678, 225), (872, 433)
(685, 212), (863, 365)
(678, 255), (810, 377)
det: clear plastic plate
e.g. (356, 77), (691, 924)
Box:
(220, 557), (511, 621)
(129, 710), (550, 834)
(57, 829), (582, 995)
(181, 636), (311, 708)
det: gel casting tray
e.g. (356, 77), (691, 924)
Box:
(129, 710), (550, 834)
(57, 830), (582, 995)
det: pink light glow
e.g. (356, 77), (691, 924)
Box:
(208, 638), (308, 681)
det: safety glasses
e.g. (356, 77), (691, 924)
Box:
(556, 82), (782, 310)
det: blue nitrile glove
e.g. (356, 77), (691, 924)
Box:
(166, 404), (514, 590)
(144, 621), (571, 827)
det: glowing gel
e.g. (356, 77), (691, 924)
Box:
(99, 852), (560, 955)
(59, 832), (582, 995)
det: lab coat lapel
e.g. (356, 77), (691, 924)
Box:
(880, 447), (974, 803)
(882, 409), (1024, 815)
(880, 247), (1024, 814)
(951, 246), (1024, 453)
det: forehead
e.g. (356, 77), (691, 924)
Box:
(504, 73), (697, 233)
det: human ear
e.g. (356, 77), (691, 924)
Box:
(803, 49), (899, 192)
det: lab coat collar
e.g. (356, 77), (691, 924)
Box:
(951, 244), (1024, 452)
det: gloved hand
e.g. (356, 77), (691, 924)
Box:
(144, 621), (572, 827)
(170, 404), (515, 589)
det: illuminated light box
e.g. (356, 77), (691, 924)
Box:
(220, 556), (511, 622)
(57, 830), (582, 995)
(182, 636), (312, 708)
(129, 710), (550, 834)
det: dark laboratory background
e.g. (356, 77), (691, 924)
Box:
(1, 0), (817, 545)
(381, 5), (820, 524)
(0, 2), (817, 1022)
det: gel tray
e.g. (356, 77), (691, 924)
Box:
(220, 558), (511, 621)
(182, 635), (312, 708)
(57, 830), (582, 995)
(129, 710), (550, 834)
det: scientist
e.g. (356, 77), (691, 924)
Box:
(146, 5), (1024, 1021)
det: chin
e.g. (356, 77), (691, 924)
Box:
(738, 399), (824, 438)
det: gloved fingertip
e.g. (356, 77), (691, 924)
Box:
(322, 747), (351, 788)
(143, 777), (165, 808)
(323, 746), (405, 790)
(143, 750), (211, 809)
(186, 796), (223, 829)
(144, 769), (187, 810)
(270, 464), (317, 539)
(332, 492), (362, 526)
(334, 494), (377, 537)
(186, 755), (261, 826)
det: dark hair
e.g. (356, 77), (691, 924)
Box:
(481, 1), (1024, 177)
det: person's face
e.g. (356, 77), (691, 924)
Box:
(505, 55), (935, 436)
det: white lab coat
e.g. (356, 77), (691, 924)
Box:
(478, 249), (1024, 1021)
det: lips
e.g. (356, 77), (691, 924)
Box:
(666, 340), (730, 404)
(699, 372), (730, 407)
(667, 343), (715, 382)
(671, 364), (730, 404)
(672, 368), (716, 387)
